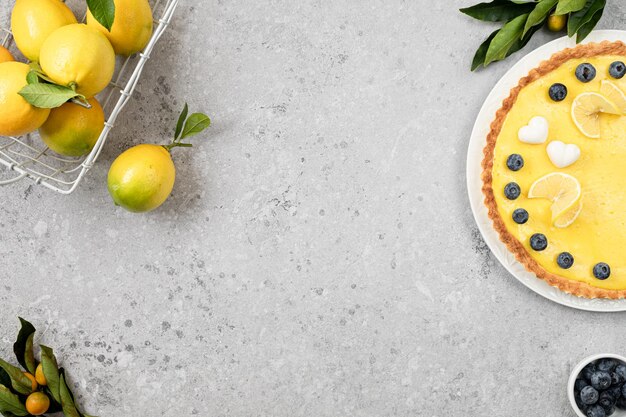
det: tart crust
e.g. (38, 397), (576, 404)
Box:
(482, 41), (626, 299)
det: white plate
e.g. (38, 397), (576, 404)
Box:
(466, 30), (626, 312)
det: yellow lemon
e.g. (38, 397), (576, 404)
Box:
(108, 144), (176, 213)
(35, 364), (47, 386)
(0, 46), (14, 63)
(0, 62), (50, 136)
(25, 392), (49, 416)
(39, 24), (115, 98)
(87, 0), (153, 56)
(39, 97), (105, 157)
(547, 14), (567, 32)
(23, 372), (37, 392)
(11, 0), (77, 62)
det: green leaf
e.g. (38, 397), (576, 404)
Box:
(567, 0), (605, 37)
(86, 0), (116, 31)
(18, 83), (83, 109)
(471, 29), (499, 71)
(0, 385), (27, 417)
(25, 71), (39, 85)
(40, 345), (61, 404)
(460, 0), (535, 22)
(523, 0), (558, 36)
(181, 113), (211, 140)
(13, 318), (36, 375)
(576, 5), (604, 42)
(59, 374), (81, 417)
(0, 360), (31, 396)
(555, 0), (587, 14)
(509, 22), (542, 56)
(485, 14), (529, 66)
(175, 103), (189, 140)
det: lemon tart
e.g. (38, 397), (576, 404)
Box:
(482, 41), (626, 299)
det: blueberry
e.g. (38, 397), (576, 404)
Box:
(582, 386), (600, 404)
(587, 404), (607, 417)
(604, 405), (616, 416)
(549, 83), (568, 101)
(609, 61), (626, 79)
(578, 395), (591, 413)
(622, 383), (626, 399)
(598, 359), (618, 372)
(504, 182), (521, 200)
(592, 371), (613, 390)
(576, 378), (590, 392)
(611, 372), (624, 386)
(584, 364), (598, 381)
(507, 154), (524, 171)
(557, 252), (574, 269)
(599, 391), (617, 410)
(593, 263), (611, 280)
(530, 233), (548, 251)
(615, 364), (626, 381)
(607, 385), (623, 401)
(512, 208), (529, 224)
(576, 63), (597, 83)
(617, 395), (626, 409)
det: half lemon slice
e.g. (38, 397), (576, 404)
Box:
(571, 92), (620, 138)
(600, 80), (626, 114)
(553, 199), (583, 229)
(528, 173), (582, 225)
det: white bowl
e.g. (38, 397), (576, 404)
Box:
(569, 354), (626, 417)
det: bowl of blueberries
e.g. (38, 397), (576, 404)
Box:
(569, 354), (626, 417)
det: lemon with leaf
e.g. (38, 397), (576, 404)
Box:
(39, 98), (105, 157)
(108, 105), (211, 213)
(0, 62), (50, 136)
(87, 0), (154, 56)
(39, 24), (115, 98)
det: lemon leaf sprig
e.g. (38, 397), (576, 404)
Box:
(461, 0), (606, 70)
(164, 103), (211, 151)
(19, 64), (89, 109)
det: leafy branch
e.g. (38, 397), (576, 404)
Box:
(0, 318), (96, 417)
(461, 0), (606, 70)
(163, 103), (211, 151)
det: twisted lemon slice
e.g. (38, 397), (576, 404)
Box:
(528, 173), (581, 223)
(571, 92), (620, 138)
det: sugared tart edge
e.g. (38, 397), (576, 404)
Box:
(481, 40), (626, 300)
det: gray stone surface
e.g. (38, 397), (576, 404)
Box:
(2, 0), (626, 416)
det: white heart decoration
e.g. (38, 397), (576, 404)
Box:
(546, 141), (581, 169)
(518, 116), (549, 144)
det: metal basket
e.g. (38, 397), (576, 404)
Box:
(0, 0), (179, 194)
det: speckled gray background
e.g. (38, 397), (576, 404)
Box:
(1, 0), (626, 416)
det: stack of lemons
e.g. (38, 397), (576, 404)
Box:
(0, 0), (153, 156)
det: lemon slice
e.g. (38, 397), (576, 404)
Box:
(600, 80), (626, 114)
(571, 92), (620, 138)
(528, 173), (582, 222)
(554, 199), (583, 228)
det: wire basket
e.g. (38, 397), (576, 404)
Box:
(0, 0), (179, 194)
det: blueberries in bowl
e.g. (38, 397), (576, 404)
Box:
(574, 357), (626, 417)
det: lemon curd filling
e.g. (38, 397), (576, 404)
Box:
(492, 55), (626, 291)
